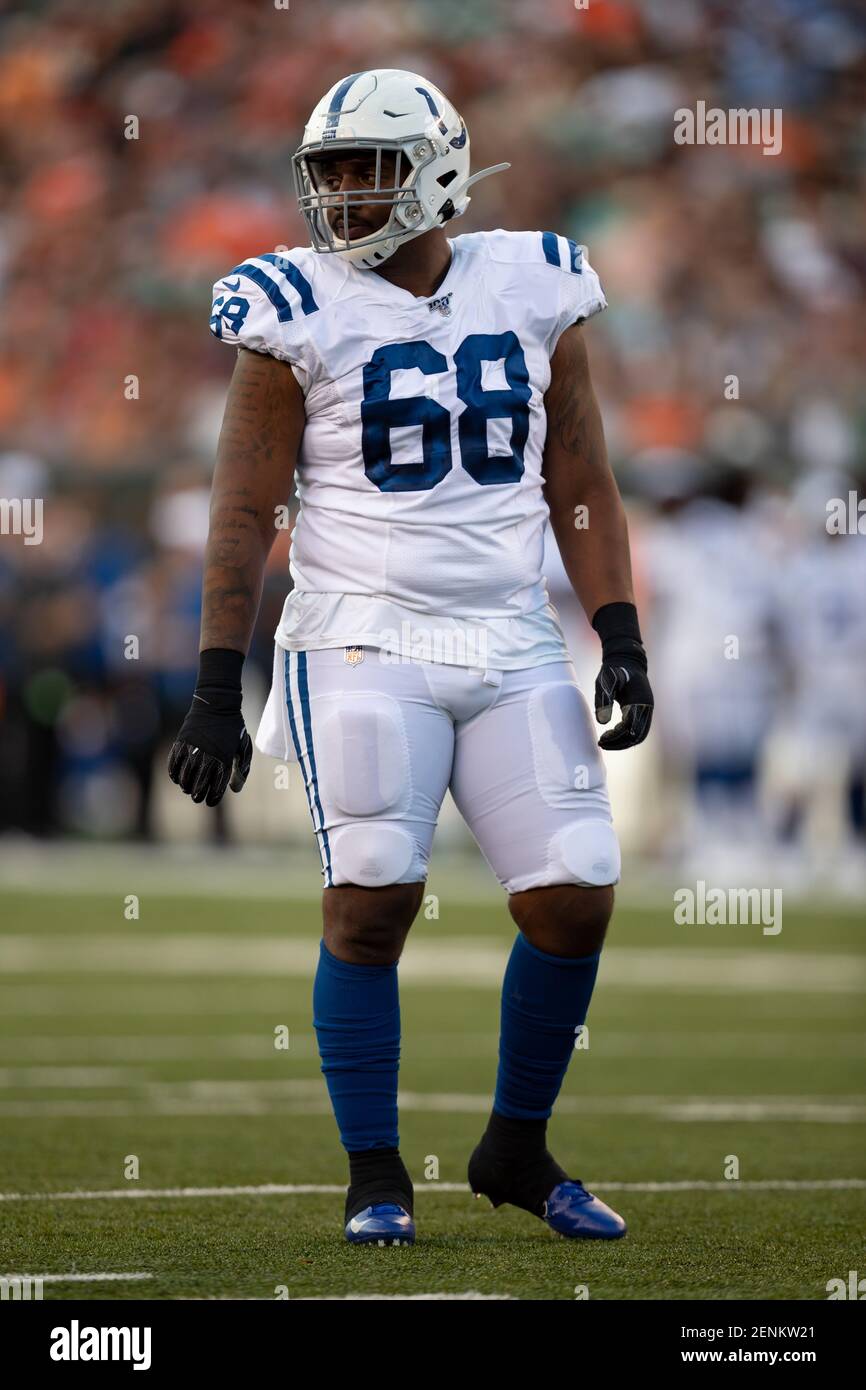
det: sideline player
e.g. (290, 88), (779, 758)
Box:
(169, 69), (653, 1246)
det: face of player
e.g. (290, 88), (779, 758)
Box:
(308, 149), (401, 240)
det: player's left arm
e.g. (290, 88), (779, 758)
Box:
(542, 322), (653, 750)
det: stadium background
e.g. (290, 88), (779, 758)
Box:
(0, 0), (864, 1301)
(1, 0), (865, 882)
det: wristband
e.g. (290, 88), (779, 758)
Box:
(591, 602), (647, 666)
(196, 647), (245, 692)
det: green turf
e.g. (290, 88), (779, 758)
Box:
(0, 885), (863, 1300)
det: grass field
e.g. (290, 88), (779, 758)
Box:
(0, 858), (863, 1301)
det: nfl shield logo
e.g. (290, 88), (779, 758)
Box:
(344, 645), (364, 665)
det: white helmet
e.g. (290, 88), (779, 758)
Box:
(291, 68), (509, 268)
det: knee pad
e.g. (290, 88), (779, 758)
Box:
(330, 823), (416, 888)
(551, 819), (621, 887)
(317, 696), (410, 818)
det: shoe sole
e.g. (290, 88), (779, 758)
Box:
(346, 1234), (414, 1246)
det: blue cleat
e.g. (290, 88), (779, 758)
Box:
(542, 1180), (627, 1239)
(468, 1134), (627, 1240)
(344, 1202), (415, 1246)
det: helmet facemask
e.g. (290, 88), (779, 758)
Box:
(292, 137), (439, 265)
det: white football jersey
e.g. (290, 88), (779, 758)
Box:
(210, 228), (607, 667)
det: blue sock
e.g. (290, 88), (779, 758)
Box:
(494, 932), (601, 1120)
(312, 939), (401, 1152)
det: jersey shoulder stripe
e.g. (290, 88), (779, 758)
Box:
(540, 231), (584, 274)
(216, 253), (320, 323)
(453, 227), (585, 275)
(259, 253), (320, 315)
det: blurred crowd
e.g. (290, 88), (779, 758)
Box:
(0, 0), (864, 882)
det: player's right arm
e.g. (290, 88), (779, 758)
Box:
(201, 346), (305, 656)
(168, 346), (305, 806)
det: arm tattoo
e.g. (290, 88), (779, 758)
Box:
(546, 327), (599, 461)
(200, 348), (302, 653)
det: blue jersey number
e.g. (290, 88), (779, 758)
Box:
(361, 332), (531, 491)
(361, 342), (452, 492)
(210, 294), (250, 338)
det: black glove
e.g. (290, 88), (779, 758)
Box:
(591, 602), (654, 751)
(167, 648), (253, 806)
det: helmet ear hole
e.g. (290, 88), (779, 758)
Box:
(437, 169), (458, 187)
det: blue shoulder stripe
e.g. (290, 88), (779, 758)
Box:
(226, 259), (319, 321)
(541, 231), (560, 266)
(541, 232), (583, 274)
(229, 263), (294, 322)
(260, 253), (319, 316)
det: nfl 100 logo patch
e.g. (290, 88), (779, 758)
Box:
(428, 292), (453, 316)
(344, 646), (365, 665)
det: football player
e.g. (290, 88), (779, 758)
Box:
(169, 69), (653, 1246)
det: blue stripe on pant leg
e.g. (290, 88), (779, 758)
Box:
(284, 649), (332, 885)
(296, 652), (333, 886)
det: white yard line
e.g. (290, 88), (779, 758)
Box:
(0, 1084), (862, 1121)
(1, 1272), (152, 1282)
(3, 841), (864, 911)
(1, 1179), (864, 1204)
(0, 936), (862, 992)
(0, 1067), (149, 1087)
(1, 991), (858, 1021)
(1, 1031), (865, 1062)
(0, 1036), (294, 1062)
(294, 1292), (518, 1300)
